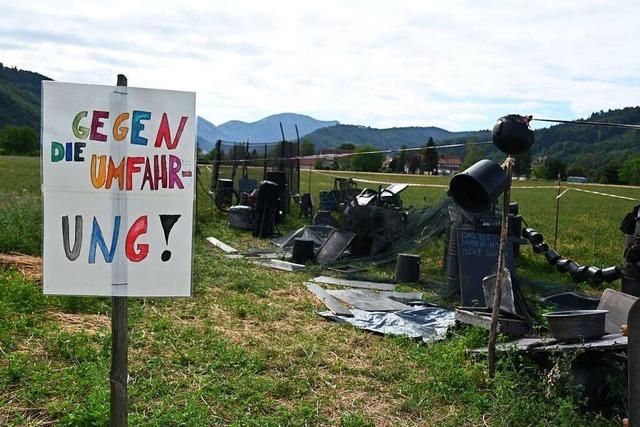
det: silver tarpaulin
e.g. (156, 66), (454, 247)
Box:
(318, 306), (455, 343)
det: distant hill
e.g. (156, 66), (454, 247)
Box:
(0, 63), (51, 131)
(197, 113), (339, 152)
(304, 124), (489, 150)
(1, 63), (639, 169)
(197, 116), (221, 153)
(532, 107), (640, 168)
(304, 109), (640, 172)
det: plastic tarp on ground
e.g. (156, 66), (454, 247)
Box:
(318, 306), (455, 343)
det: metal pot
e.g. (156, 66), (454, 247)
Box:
(543, 310), (608, 341)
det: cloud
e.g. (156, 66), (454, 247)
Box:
(1, 0), (639, 130)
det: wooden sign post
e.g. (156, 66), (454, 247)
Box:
(41, 75), (197, 425)
(111, 295), (128, 425)
(109, 75), (129, 427)
(487, 156), (514, 379)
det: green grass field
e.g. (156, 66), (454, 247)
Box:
(1, 155), (637, 425)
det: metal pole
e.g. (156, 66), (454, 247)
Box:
(487, 156), (514, 379)
(263, 145), (267, 180)
(295, 124), (301, 196)
(231, 143), (237, 185)
(211, 139), (221, 192)
(554, 171), (561, 249)
(279, 122), (286, 172)
(243, 139), (249, 178)
(110, 73), (128, 427)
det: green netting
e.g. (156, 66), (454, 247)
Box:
(334, 196), (454, 266)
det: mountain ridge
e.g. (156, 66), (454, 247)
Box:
(2, 63), (639, 171)
(303, 123), (488, 151)
(196, 112), (339, 152)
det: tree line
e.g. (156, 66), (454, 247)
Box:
(308, 137), (440, 173)
(531, 155), (640, 185)
(0, 125), (38, 156)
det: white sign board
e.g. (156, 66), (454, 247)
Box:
(41, 82), (196, 297)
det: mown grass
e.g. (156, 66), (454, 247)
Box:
(0, 155), (634, 425)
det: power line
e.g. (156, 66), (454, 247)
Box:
(532, 117), (640, 130)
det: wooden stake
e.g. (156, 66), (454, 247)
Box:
(554, 171), (561, 249)
(110, 73), (128, 427)
(110, 296), (128, 426)
(487, 156), (514, 379)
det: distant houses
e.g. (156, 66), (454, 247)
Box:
(300, 147), (463, 175)
(300, 148), (351, 169)
(437, 155), (462, 175)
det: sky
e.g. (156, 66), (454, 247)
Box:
(2, 0), (640, 131)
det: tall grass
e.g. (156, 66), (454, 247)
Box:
(0, 155), (633, 425)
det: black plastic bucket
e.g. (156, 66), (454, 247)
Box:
(395, 253), (421, 283)
(449, 159), (508, 213)
(292, 238), (315, 264)
(218, 178), (233, 189)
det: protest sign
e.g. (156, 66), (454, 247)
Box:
(42, 81), (196, 297)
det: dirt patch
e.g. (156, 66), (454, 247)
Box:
(49, 311), (110, 335)
(0, 252), (42, 282)
(0, 406), (55, 426)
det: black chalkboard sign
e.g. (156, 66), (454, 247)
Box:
(457, 229), (514, 306)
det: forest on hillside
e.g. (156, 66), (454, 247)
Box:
(0, 63), (50, 131)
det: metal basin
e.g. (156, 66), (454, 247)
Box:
(543, 310), (608, 341)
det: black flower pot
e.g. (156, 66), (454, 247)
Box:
(449, 159), (508, 213)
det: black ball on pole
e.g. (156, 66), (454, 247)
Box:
(492, 115), (534, 155)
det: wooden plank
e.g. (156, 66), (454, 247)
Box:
(305, 282), (353, 316)
(312, 275), (396, 291)
(110, 74), (128, 427)
(111, 296), (128, 426)
(206, 236), (238, 253)
(480, 333), (629, 354)
(252, 259), (305, 272)
(270, 259), (305, 271)
(598, 288), (638, 334)
(455, 308), (529, 337)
